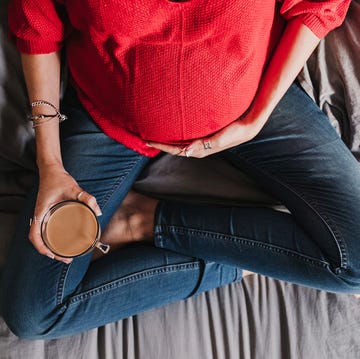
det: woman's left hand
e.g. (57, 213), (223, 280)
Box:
(147, 111), (268, 158)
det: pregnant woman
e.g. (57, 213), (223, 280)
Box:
(1, 0), (359, 340)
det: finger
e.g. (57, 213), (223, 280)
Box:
(76, 190), (102, 216)
(76, 190), (86, 201)
(29, 217), (72, 264)
(29, 218), (52, 257)
(29, 210), (53, 257)
(185, 139), (215, 158)
(146, 142), (186, 155)
(53, 255), (73, 264)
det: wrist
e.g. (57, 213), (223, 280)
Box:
(37, 160), (65, 174)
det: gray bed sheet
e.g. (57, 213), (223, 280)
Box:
(298, 0), (360, 159)
(1, 275), (360, 359)
(1, 1), (360, 358)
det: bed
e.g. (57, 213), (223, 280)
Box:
(1, 1), (360, 358)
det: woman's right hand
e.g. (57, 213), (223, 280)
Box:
(29, 164), (102, 264)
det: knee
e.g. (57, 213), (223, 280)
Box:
(326, 214), (360, 292)
(1, 287), (52, 340)
(2, 305), (36, 340)
(333, 263), (360, 294)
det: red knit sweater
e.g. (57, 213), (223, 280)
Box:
(9, 0), (350, 156)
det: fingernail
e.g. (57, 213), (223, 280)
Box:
(47, 253), (55, 260)
(146, 143), (153, 147)
(63, 258), (72, 264)
(96, 207), (102, 216)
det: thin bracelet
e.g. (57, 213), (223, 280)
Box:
(29, 100), (67, 123)
(29, 114), (58, 121)
(31, 115), (59, 129)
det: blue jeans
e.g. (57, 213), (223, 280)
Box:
(156, 84), (360, 292)
(1, 83), (360, 339)
(0, 87), (241, 339)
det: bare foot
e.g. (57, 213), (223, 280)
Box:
(92, 191), (158, 261)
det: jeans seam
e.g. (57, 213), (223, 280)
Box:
(98, 155), (148, 212)
(154, 201), (166, 247)
(225, 151), (347, 273)
(159, 225), (330, 269)
(67, 262), (200, 305)
(298, 196), (347, 270)
(98, 159), (139, 210)
(56, 263), (73, 306)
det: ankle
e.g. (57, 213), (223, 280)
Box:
(100, 191), (158, 247)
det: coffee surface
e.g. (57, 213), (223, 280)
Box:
(44, 202), (99, 257)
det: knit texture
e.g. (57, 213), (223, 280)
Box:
(8, 0), (351, 156)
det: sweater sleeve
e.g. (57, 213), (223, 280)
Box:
(278, 0), (351, 38)
(8, 0), (69, 54)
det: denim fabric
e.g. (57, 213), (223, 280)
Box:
(0, 89), (240, 339)
(2, 82), (360, 339)
(155, 83), (360, 293)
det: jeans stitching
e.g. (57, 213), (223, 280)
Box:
(98, 155), (148, 211)
(298, 196), (347, 270)
(67, 262), (200, 305)
(56, 263), (73, 306)
(154, 201), (166, 247)
(98, 159), (139, 210)
(160, 226), (330, 269)
(225, 151), (347, 272)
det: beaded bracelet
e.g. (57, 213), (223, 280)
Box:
(28, 100), (67, 128)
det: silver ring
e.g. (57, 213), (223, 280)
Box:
(29, 215), (41, 226)
(77, 190), (85, 201)
(203, 139), (212, 150)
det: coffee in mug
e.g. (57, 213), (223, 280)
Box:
(41, 200), (110, 258)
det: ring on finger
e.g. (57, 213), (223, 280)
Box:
(77, 190), (85, 201)
(203, 139), (212, 150)
(29, 215), (42, 227)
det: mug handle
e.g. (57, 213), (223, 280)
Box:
(95, 241), (110, 254)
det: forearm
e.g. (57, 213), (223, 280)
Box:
(21, 52), (63, 170)
(248, 17), (320, 124)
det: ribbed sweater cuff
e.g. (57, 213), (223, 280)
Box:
(12, 36), (63, 54)
(300, 13), (343, 39)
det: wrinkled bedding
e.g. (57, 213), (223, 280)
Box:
(298, 0), (360, 158)
(1, 1), (360, 358)
(1, 275), (360, 359)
